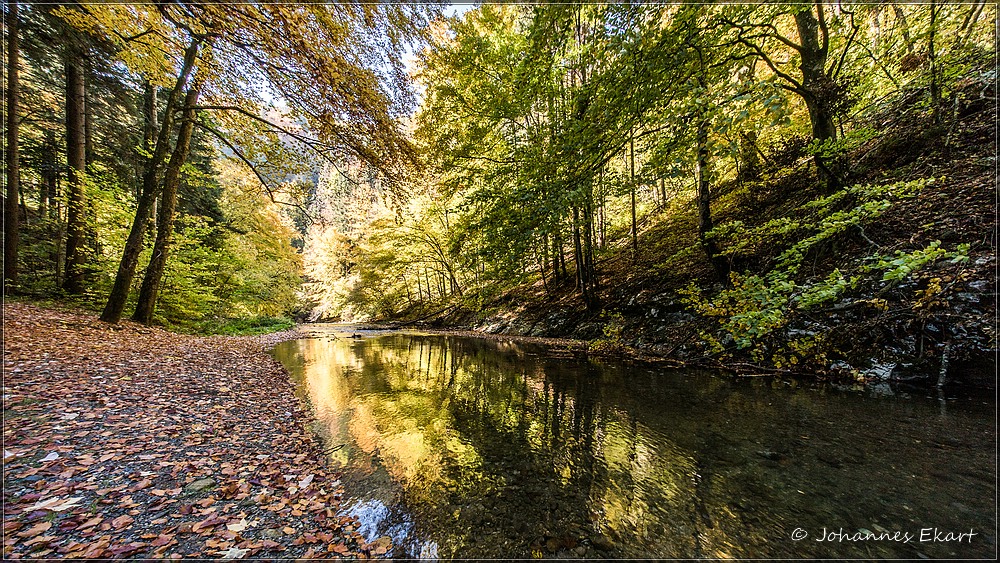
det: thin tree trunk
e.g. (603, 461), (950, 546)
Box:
(582, 181), (598, 306)
(63, 50), (87, 294)
(132, 85), (202, 324)
(84, 61), (94, 166)
(572, 206), (583, 292)
(5, 0), (21, 293)
(958, 1), (984, 48)
(39, 131), (57, 221)
(142, 82), (158, 225)
(101, 38), (201, 323)
(556, 230), (567, 280)
(424, 267), (431, 301)
(928, 0), (942, 125)
(695, 109), (729, 283)
(46, 130), (58, 219)
(598, 167), (606, 249)
(629, 130), (638, 258)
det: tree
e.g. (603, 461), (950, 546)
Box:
(132, 84), (202, 323)
(61, 41), (87, 294)
(5, 0), (21, 293)
(99, 34), (204, 323)
(721, 2), (858, 188)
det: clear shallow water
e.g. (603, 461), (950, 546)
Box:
(272, 324), (996, 559)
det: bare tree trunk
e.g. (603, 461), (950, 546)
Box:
(84, 61), (94, 166)
(46, 131), (58, 220)
(63, 50), (87, 294)
(793, 3), (841, 191)
(142, 82), (158, 227)
(695, 106), (729, 284)
(928, 0), (942, 125)
(794, 5), (836, 143)
(4, 0), (20, 293)
(582, 182), (598, 309)
(101, 38), (201, 323)
(132, 85), (202, 324)
(39, 132), (57, 221)
(572, 206), (583, 291)
(629, 129), (638, 258)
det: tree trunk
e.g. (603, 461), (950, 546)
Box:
(629, 130), (638, 258)
(738, 130), (761, 182)
(63, 50), (88, 294)
(4, 0), (20, 293)
(39, 131), (57, 220)
(582, 181), (598, 309)
(142, 82), (158, 226)
(794, 5), (836, 143)
(101, 38), (201, 323)
(132, 85), (201, 324)
(84, 61), (94, 166)
(695, 110), (729, 284)
(572, 206), (583, 291)
(46, 130), (58, 219)
(794, 4), (841, 191)
(928, 0), (942, 125)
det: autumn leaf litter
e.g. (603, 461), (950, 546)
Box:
(3, 302), (390, 559)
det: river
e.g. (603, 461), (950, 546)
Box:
(271, 324), (996, 559)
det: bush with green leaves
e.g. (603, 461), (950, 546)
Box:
(679, 176), (971, 367)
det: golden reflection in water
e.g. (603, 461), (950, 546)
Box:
(291, 333), (704, 556)
(273, 330), (997, 559)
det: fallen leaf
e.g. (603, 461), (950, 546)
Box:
(151, 534), (176, 547)
(226, 519), (248, 533)
(297, 474), (314, 489)
(78, 516), (102, 530)
(131, 478), (153, 491)
(220, 547), (249, 559)
(111, 514), (134, 530)
(16, 522), (52, 537)
(39, 452), (60, 462)
(26, 496), (82, 512)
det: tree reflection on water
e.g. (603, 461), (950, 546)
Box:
(273, 329), (996, 559)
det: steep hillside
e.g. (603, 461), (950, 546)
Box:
(407, 79), (996, 388)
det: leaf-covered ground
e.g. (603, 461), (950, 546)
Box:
(3, 302), (388, 559)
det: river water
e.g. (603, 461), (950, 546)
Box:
(271, 324), (996, 559)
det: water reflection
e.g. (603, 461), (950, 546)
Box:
(272, 326), (996, 559)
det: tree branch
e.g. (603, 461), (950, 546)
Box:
(194, 120), (316, 224)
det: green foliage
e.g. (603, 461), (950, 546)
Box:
(679, 176), (971, 366)
(795, 269), (859, 310)
(188, 315), (295, 336)
(870, 240), (969, 283)
(806, 127), (879, 160)
(588, 311), (627, 354)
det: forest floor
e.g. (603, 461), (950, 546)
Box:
(2, 302), (392, 559)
